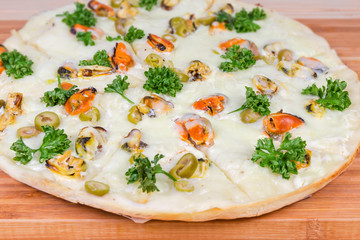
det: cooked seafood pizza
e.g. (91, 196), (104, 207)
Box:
(0, 0), (359, 222)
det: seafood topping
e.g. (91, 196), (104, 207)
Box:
(46, 150), (86, 178)
(70, 23), (104, 40)
(175, 113), (215, 149)
(111, 42), (134, 72)
(138, 94), (174, 117)
(75, 126), (107, 161)
(88, 0), (115, 17)
(277, 61), (317, 79)
(120, 129), (148, 152)
(219, 38), (261, 59)
(0, 93), (23, 132)
(147, 34), (174, 53)
(263, 111), (304, 136)
(297, 56), (328, 73)
(192, 94), (228, 116)
(187, 60), (211, 81)
(252, 75), (278, 95)
(57, 62), (78, 79)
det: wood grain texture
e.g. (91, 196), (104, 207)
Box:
(0, 10), (360, 240)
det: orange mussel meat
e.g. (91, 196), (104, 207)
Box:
(147, 34), (174, 53)
(263, 112), (304, 135)
(65, 87), (97, 115)
(0, 44), (8, 75)
(88, 0), (115, 17)
(111, 42), (134, 72)
(192, 94), (227, 116)
(175, 113), (215, 149)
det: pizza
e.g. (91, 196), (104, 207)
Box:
(0, 0), (359, 222)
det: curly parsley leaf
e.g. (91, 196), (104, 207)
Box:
(219, 45), (256, 72)
(0, 49), (34, 79)
(229, 86), (270, 116)
(124, 26), (145, 43)
(58, 2), (97, 28)
(217, 7), (266, 33)
(301, 77), (351, 111)
(38, 126), (71, 163)
(10, 138), (36, 165)
(106, 35), (123, 42)
(143, 66), (183, 97)
(10, 126), (71, 165)
(104, 75), (134, 104)
(79, 50), (111, 67)
(41, 76), (78, 107)
(76, 32), (95, 46)
(139, 0), (158, 11)
(251, 132), (307, 179)
(125, 154), (176, 193)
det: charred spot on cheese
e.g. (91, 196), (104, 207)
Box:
(120, 129), (147, 153)
(75, 126), (107, 161)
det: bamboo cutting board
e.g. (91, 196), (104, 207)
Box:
(0, 1), (360, 239)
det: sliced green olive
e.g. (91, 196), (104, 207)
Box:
(170, 17), (186, 31)
(170, 153), (198, 179)
(0, 99), (5, 109)
(175, 25), (191, 37)
(115, 19), (126, 35)
(79, 107), (100, 123)
(34, 111), (60, 131)
(145, 53), (165, 68)
(277, 49), (293, 62)
(127, 105), (143, 124)
(111, 0), (122, 8)
(16, 126), (41, 138)
(174, 179), (194, 192)
(85, 180), (110, 196)
(173, 68), (189, 82)
(240, 109), (262, 123)
(197, 15), (217, 26)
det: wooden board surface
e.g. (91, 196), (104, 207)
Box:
(0, 1), (360, 239)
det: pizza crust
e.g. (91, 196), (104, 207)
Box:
(0, 0), (359, 222)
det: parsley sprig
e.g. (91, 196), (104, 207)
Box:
(79, 50), (112, 67)
(125, 154), (176, 193)
(0, 49), (33, 79)
(139, 0), (158, 11)
(58, 2), (97, 28)
(76, 32), (95, 46)
(251, 132), (307, 179)
(217, 7), (266, 33)
(41, 76), (78, 107)
(301, 77), (351, 111)
(106, 26), (145, 43)
(104, 75), (134, 104)
(10, 126), (71, 165)
(143, 66), (183, 97)
(229, 87), (270, 116)
(219, 45), (256, 72)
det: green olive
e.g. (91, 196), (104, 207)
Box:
(197, 16), (217, 26)
(127, 106), (143, 124)
(277, 49), (293, 62)
(240, 109), (262, 124)
(115, 19), (126, 35)
(34, 111), (60, 131)
(170, 153), (198, 179)
(127, 0), (139, 6)
(173, 69), (189, 82)
(174, 180), (194, 192)
(85, 180), (110, 196)
(16, 126), (41, 138)
(145, 53), (165, 68)
(79, 107), (100, 123)
(192, 159), (209, 178)
(0, 99), (5, 109)
(175, 24), (191, 37)
(111, 0), (123, 8)
(170, 17), (186, 31)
